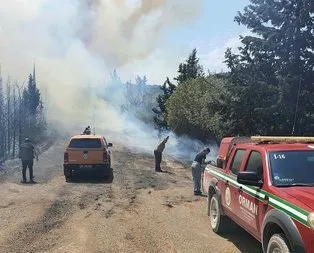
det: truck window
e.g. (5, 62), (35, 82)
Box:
(269, 150), (314, 186)
(230, 149), (246, 175)
(69, 138), (102, 148)
(244, 151), (263, 179)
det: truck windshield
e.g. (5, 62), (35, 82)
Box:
(69, 138), (102, 149)
(269, 150), (314, 187)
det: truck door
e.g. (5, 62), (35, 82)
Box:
(238, 150), (263, 239)
(222, 148), (246, 224)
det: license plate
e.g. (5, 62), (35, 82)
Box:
(79, 165), (93, 169)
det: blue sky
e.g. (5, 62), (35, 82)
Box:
(151, 0), (252, 76)
(166, 0), (250, 45)
(196, 1), (250, 38)
(96, 0), (253, 84)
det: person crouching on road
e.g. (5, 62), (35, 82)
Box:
(191, 147), (210, 195)
(19, 138), (38, 184)
(154, 136), (169, 172)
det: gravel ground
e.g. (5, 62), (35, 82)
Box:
(0, 140), (262, 253)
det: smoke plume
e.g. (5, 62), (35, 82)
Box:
(0, 0), (218, 163)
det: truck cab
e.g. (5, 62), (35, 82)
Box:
(203, 136), (314, 253)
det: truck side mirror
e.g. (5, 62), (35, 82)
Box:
(237, 171), (263, 187)
(107, 143), (113, 147)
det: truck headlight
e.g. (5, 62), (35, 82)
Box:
(308, 212), (314, 231)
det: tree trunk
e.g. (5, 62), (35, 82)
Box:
(12, 86), (16, 157)
(6, 79), (11, 157)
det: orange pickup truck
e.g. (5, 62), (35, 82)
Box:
(63, 134), (113, 181)
(203, 136), (314, 253)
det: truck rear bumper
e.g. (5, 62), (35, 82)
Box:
(63, 164), (111, 175)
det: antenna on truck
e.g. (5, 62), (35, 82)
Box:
(291, 75), (302, 136)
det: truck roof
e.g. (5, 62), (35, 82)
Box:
(218, 136), (314, 164)
(71, 134), (104, 139)
(240, 142), (314, 151)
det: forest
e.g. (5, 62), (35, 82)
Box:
(1, 0), (313, 160)
(153, 0), (314, 142)
(0, 66), (47, 162)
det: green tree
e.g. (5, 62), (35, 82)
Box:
(226, 0), (314, 135)
(153, 49), (204, 129)
(152, 77), (176, 129)
(174, 48), (204, 84)
(224, 48), (281, 136)
(166, 75), (231, 141)
(21, 71), (43, 142)
(0, 67), (4, 159)
(23, 74), (40, 115)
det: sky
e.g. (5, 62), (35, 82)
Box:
(120, 0), (251, 83)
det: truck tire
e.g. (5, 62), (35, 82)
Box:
(107, 168), (113, 182)
(64, 168), (72, 182)
(101, 167), (113, 182)
(267, 233), (291, 253)
(209, 193), (228, 233)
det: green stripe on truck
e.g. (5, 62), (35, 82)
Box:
(207, 168), (310, 227)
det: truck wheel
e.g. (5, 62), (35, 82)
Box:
(64, 168), (72, 181)
(107, 168), (113, 182)
(209, 194), (228, 233)
(267, 233), (291, 253)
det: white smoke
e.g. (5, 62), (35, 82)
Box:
(0, 0), (218, 163)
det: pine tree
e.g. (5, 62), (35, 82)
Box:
(225, 0), (314, 135)
(23, 73), (40, 115)
(110, 69), (120, 82)
(152, 77), (176, 129)
(20, 65), (42, 141)
(174, 48), (204, 85)
(0, 66), (4, 159)
(152, 49), (205, 129)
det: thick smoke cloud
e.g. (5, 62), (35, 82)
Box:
(0, 0), (218, 162)
(77, 0), (202, 67)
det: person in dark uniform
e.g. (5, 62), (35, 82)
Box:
(191, 147), (210, 195)
(154, 136), (169, 172)
(83, 126), (91, 135)
(19, 138), (38, 183)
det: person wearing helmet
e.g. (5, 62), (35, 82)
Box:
(19, 138), (38, 183)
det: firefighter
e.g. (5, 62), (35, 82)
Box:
(83, 126), (91, 135)
(154, 136), (169, 172)
(19, 138), (38, 183)
(191, 147), (210, 195)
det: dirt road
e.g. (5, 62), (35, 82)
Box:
(0, 141), (262, 253)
